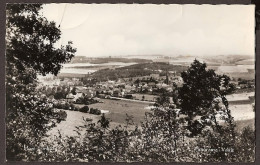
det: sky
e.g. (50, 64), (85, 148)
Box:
(41, 4), (255, 57)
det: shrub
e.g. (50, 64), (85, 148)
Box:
(27, 111), (255, 162)
(53, 103), (60, 109)
(70, 103), (75, 110)
(54, 102), (66, 109)
(74, 106), (80, 111)
(89, 108), (101, 115)
(233, 126), (255, 162)
(79, 106), (89, 113)
(64, 102), (70, 110)
(75, 98), (83, 104)
(57, 110), (67, 121)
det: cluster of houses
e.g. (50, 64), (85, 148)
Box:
(38, 73), (184, 103)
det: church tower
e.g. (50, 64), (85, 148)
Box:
(165, 69), (169, 85)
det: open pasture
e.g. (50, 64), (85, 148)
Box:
(88, 99), (151, 125)
(49, 91), (255, 137)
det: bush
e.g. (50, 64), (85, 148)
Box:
(64, 102), (70, 110)
(75, 98), (83, 104)
(57, 110), (67, 121)
(79, 106), (89, 113)
(54, 102), (67, 109)
(25, 111), (255, 162)
(53, 103), (61, 109)
(75, 97), (99, 105)
(89, 108), (101, 115)
(233, 126), (255, 162)
(54, 102), (79, 111)
(70, 103), (75, 110)
(74, 106), (80, 111)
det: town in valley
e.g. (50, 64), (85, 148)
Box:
(37, 55), (255, 136)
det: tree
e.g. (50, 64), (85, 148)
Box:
(54, 92), (64, 100)
(71, 86), (77, 95)
(57, 86), (62, 92)
(155, 92), (170, 107)
(178, 59), (235, 136)
(98, 113), (110, 129)
(6, 4), (76, 161)
(51, 86), (57, 95)
(172, 82), (178, 104)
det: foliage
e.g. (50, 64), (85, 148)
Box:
(154, 91), (170, 107)
(91, 68), (154, 82)
(5, 4), (76, 161)
(178, 59), (235, 136)
(122, 62), (187, 72)
(98, 113), (110, 129)
(53, 102), (76, 111)
(79, 106), (89, 113)
(21, 107), (255, 162)
(56, 110), (67, 122)
(54, 91), (66, 99)
(89, 62), (187, 81)
(194, 125), (255, 162)
(233, 126), (255, 162)
(134, 77), (158, 84)
(75, 96), (98, 105)
(89, 108), (101, 115)
(71, 87), (77, 95)
(5, 7), (255, 162)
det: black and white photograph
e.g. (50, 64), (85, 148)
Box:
(5, 3), (256, 162)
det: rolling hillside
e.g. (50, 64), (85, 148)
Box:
(89, 62), (188, 81)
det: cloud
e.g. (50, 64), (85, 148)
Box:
(41, 4), (255, 57)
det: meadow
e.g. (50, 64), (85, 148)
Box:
(47, 99), (151, 137)
(85, 99), (151, 125)
(48, 91), (254, 138)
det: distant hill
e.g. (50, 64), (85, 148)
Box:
(71, 55), (254, 65)
(201, 55), (254, 65)
(70, 56), (152, 64)
(89, 62), (188, 81)
(93, 54), (254, 65)
(122, 62), (187, 71)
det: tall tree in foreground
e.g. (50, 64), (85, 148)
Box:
(5, 4), (76, 161)
(178, 60), (243, 161)
(178, 59), (235, 136)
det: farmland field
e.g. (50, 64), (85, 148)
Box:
(217, 65), (254, 73)
(132, 94), (158, 102)
(49, 91), (255, 137)
(87, 99), (151, 125)
(228, 92), (254, 121)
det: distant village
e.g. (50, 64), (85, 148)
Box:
(38, 72), (178, 102)
(37, 70), (255, 105)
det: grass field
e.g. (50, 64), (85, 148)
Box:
(48, 99), (152, 137)
(132, 94), (158, 102)
(228, 92), (254, 121)
(87, 99), (151, 125)
(48, 91), (255, 137)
